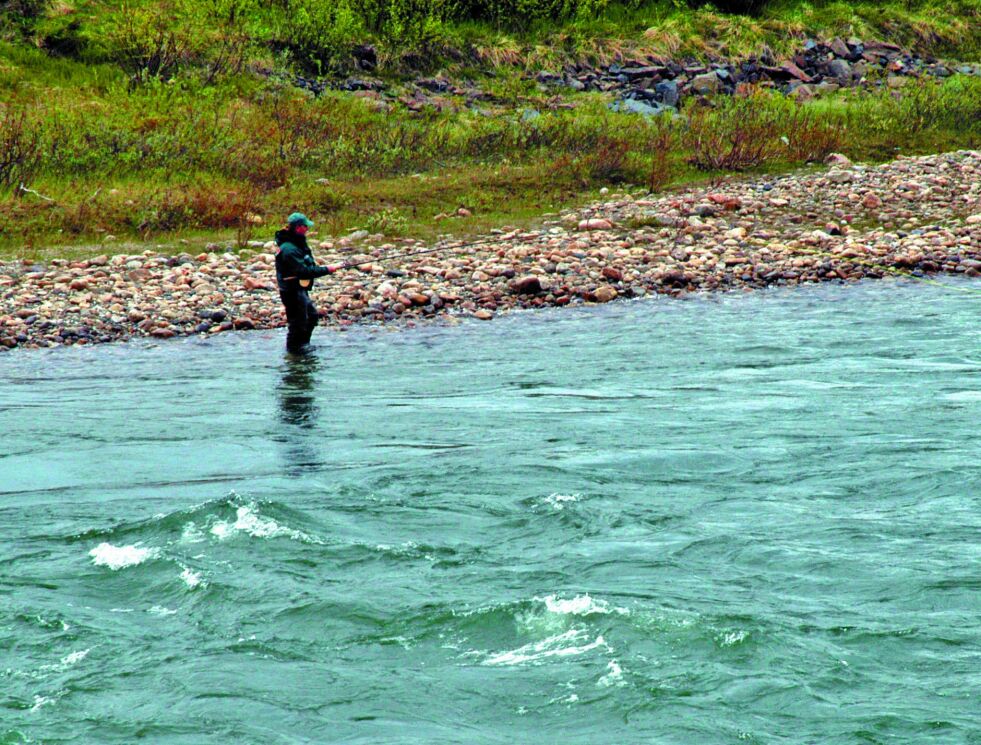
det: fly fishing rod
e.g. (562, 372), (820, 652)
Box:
(332, 235), (520, 271)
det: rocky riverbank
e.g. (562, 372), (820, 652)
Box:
(1, 150), (979, 351)
(300, 37), (981, 114)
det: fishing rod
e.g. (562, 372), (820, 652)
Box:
(333, 235), (518, 270)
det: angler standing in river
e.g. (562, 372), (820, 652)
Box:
(274, 212), (341, 354)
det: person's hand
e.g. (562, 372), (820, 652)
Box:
(327, 263), (343, 273)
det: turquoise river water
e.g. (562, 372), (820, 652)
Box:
(1, 279), (980, 744)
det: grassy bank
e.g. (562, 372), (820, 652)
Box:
(1, 0), (980, 260)
(6, 0), (980, 75)
(2, 60), (981, 260)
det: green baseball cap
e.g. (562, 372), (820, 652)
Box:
(287, 212), (314, 227)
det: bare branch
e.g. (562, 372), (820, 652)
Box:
(18, 184), (55, 202)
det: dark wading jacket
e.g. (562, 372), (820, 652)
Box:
(274, 229), (332, 292)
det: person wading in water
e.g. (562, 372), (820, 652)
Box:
(274, 212), (341, 354)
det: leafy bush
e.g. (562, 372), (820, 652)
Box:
(460, 0), (613, 26)
(686, 0), (771, 16)
(0, 0), (48, 34)
(104, 3), (203, 84)
(363, 206), (408, 234)
(280, 0), (367, 72)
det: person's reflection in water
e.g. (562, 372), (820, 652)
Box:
(276, 353), (324, 475)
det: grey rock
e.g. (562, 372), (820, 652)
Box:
(620, 65), (662, 79)
(655, 80), (679, 106)
(609, 99), (672, 117)
(827, 59), (853, 81)
(690, 72), (722, 95)
(830, 38), (851, 59)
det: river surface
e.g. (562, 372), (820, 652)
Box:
(2, 279), (980, 744)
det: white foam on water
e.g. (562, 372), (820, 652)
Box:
(210, 505), (315, 543)
(544, 493), (581, 510)
(30, 695), (55, 713)
(180, 522), (206, 544)
(38, 649), (90, 675)
(483, 629), (608, 666)
(179, 567), (204, 589)
(943, 390), (981, 401)
(542, 594), (608, 616)
(60, 649), (88, 666)
(89, 543), (158, 570)
(210, 522), (233, 540)
(379, 636), (413, 650)
(148, 606), (178, 616)
(516, 594), (627, 638)
(717, 629), (749, 647)
(597, 659), (625, 687)
(374, 540), (417, 553)
(539, 593), (629, 617)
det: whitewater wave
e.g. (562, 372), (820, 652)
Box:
(543, 493), (581, 510)
(31, 695), (56, 712)
(179, 566), (204, 589)
(148, 606), (178, 616)
(538, 593), (627, 617)
(597, 659), (625, 687)
(716, 629), (749, 647)
(60, 649), (89, 666)
(89, 543), (158, 570)
(209, 504), (318, 543)
(484, 629), (609, 666)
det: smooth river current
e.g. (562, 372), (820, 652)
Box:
(2, 279), (980, 744)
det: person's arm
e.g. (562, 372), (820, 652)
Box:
(280, 246), (338, 278)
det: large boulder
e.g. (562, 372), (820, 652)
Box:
(593, 285), (618, 303)
(511, 275), (545, 295)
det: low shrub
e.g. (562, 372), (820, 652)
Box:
(363, 206), (409, 234)
(686, 0), (771, 16)
(583, 134), (632, 182)
(781, 105), (846, 164)
(280, 0), (368, 73)
(0, 0), (48, 35)
(104, 4), (203, 84)
(684, 94), (784, 170)
(646, 117), (678, 192)
(0, 108), (43, 193)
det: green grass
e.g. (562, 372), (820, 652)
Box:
(1, 1), (980, 260)
(2, 67), (980, 260)
(5, 0), (980, 79)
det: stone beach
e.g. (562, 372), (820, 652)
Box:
(1, 150), (979, 350)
